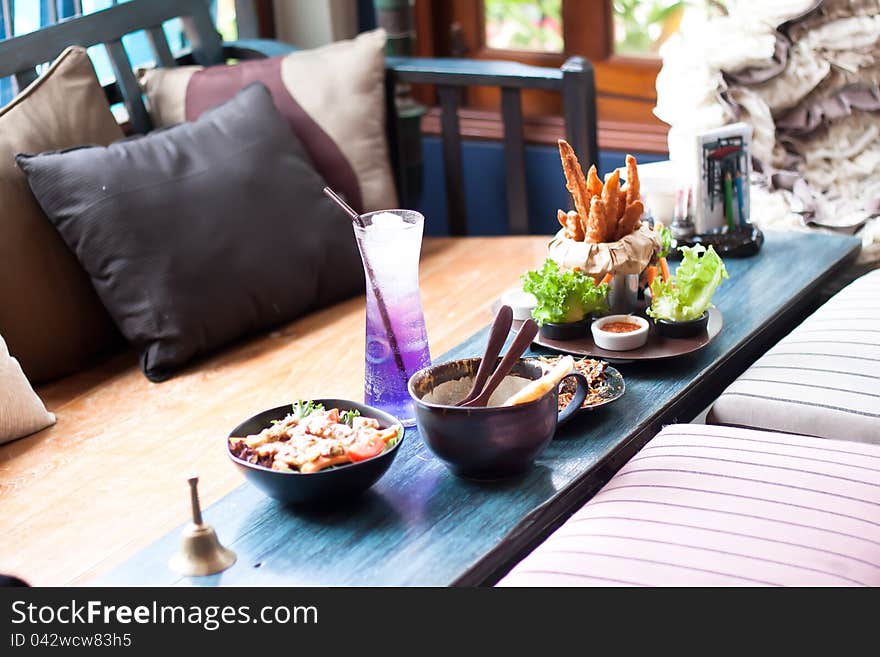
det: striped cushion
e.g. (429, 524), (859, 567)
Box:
(139, 30), (396, 213)
(708, 268), (880, 443)
(499, 424), (880, 586)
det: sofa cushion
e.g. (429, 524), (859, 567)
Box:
(708, 268), (880, 443)
(139, 29), (396, 213)
(0, 46), (122, 383)
(0, 334), (55, 445)
(17, 83), (364, 382)
(499, 424), (880, 586)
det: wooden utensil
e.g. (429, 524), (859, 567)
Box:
(456, 305), (514, 406)
(461, 318), (539, 407)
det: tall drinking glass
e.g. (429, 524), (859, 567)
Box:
(353, 210), (432, 425)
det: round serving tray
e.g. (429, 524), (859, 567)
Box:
(513, 307), (723, 363)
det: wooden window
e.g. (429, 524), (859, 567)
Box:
(233, 0), (276, 39)
(414, 0), (678, 153)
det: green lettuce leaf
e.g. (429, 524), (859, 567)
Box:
(292, 400), (324, 420)
(522, 259), (608, 325)
(340, 408), (361, 426)
(647, 245), (728, 322)
(385, 424), (404, 451)
(655, 223), (673, 259)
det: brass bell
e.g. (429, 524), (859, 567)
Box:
(168, 476), (237, 577)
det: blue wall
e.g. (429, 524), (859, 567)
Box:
(416, 138), (665, 236)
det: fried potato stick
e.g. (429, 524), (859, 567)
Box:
(586, 164), (603, 197)
(557, 208), (570, 234)
(602, 169), (622, 241)
(617, 189), (627, 219)
(558, 140), (591, 221)
(557, 208), (584, 241)
(615, 200), (644, 240)
(625, 154), (640, 206)
(571, 210), (587, 241)
(586, 196), (607, 243)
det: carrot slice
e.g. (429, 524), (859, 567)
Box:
(659, 257), (671, 282)
(377, 427), (400, 444)
(599, 272), (614, 286)
(645, 266), (658, 287)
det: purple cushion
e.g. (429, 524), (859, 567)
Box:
(500, 424), (880, 586)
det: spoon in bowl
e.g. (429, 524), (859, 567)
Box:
(456, 305), (514, 407)
(461, 318), (539, 408)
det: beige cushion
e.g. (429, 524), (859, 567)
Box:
(708, 268), (880, 443)
(500, 424), (880, 586)
(0, 334), (55, 444)
(0, 46), (123, 383)
(139, 29), (396, 212)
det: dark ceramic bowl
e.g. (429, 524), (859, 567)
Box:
(538, 317), (591, 341)
(653, 311), (710, 339)
(227, 399), (404, 506)
(408, 358), (588, 479)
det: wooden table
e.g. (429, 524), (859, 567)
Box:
(91, 231), (859, 587)
(0, 232), (860, 586)
(0, 237), (548, 586)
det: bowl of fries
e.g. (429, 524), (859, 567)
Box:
(549, 141), (662, 280)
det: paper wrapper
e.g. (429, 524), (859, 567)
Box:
(547, 222), (662, 278)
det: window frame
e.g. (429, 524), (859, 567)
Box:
(413, 0), (668, 153)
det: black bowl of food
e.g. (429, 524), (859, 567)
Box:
(653, 311), (709, 339)
(408, 357), (588, 479)
(227, 399), (404, 506)
(538, 317), (591, 341)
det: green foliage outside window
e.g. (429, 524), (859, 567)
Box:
(613, 0), (684, 56)
(614, 1), (727, 56)
(485, 0), (563, 53)
(484, 0), (728, 58)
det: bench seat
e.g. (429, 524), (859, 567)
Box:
(708, 268), (880, 443)
(499, 424), (880, 586)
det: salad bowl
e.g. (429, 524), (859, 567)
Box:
(521, 258), (609, 341)
(539, 317), (591, 341)
(653, 311), (710, 339)
(227, 399), (404, 506)
(646, 243), (728, 335)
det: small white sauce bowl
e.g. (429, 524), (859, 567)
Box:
(500, 288), (537, 321)
(591, 314), (649, 351)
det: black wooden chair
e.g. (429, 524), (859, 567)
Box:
(0, 0), (597, 236)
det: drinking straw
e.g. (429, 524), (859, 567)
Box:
(322, 187), (409, 383)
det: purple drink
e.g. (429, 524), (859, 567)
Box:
(354, 210), (432, 424)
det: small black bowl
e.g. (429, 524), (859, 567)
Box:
(227, 399), (404, 506)
(538, 317), (591, 341)
(653, 311), (709, 339)
(408, 358), (588, 479)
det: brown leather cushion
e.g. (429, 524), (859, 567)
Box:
(0, 46), (122, 383)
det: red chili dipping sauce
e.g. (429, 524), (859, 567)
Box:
(600, 321), (641, 333)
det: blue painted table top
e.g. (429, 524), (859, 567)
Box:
(99, 231), (860, 586)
